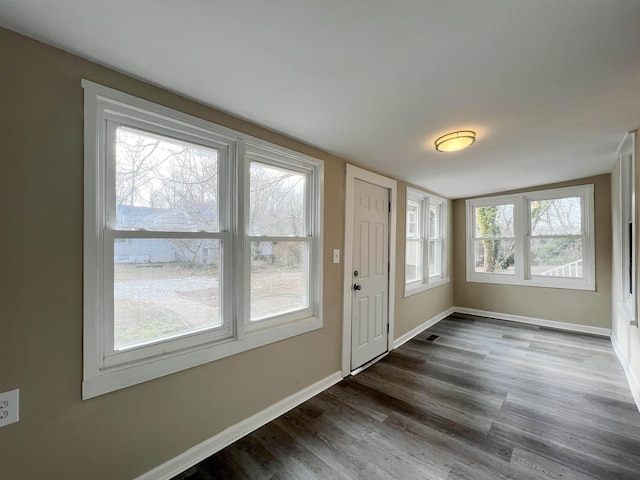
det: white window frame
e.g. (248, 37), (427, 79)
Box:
(82, 80), (323, 399)
(404, 187), (448, 297)
(428, 198), (445, 280)
(619, 132), (637, 324)
(243, 143), (323, 332)
(466, 185), (595, 291)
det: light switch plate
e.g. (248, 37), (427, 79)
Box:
(333, 249), (340, 264)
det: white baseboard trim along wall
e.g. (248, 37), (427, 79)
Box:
(138, 306), (625, 479)
(393, 307), (455, 349)
(610, 334), (640, 413)
(136, 371), (343, 480)
(454, 307), (611, 337)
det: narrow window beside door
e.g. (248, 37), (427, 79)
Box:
(404, 187), (448, 296)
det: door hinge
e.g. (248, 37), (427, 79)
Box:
(387, 323), (390, 333)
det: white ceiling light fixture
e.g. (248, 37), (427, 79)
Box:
(434, 130), (476, 152)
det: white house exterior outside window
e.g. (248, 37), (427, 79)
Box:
(82, 80), (323, 399)
(466, 185), (595, 291)
(405, 188), (447, 296)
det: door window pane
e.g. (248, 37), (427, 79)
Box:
(114, 238), (221, 349)
(115, 127), (219, 232)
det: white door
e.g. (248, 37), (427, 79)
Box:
(351, 179), (389, 370)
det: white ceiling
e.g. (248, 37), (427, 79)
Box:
(2, 0), (640, 198)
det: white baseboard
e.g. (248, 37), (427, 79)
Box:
(136, 371), (343, 480)
(393, 307), (455, 349)
(134, 307), (635, 480)
(453, 307), (611, 338)
(610, 334), (640, 413)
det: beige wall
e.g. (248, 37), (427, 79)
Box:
(393, 183), (454, 338)
(3, 24), (621, 479)
(0, 27), (349, 480)
(611, 131), (640, 399)
(0, 27), (455, 479)
(452, 174), (612, 328)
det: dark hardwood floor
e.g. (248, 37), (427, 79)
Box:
(172, 314), (640, 479)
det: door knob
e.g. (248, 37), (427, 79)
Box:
(353, 283), (362, 291)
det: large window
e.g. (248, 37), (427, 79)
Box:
(405, 188), (447, 296)
(83, 80), (323, 398)
(466, 185), (594, 290)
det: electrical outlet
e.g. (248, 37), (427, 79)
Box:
(0, 389), (19, 428)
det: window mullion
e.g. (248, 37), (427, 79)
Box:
(236, 141), (248, 340)
(422, 197), (429, 282)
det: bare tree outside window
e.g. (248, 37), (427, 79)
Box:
(83, 81), (324, 397)
(474, 204), (515, 274)
(473, 197), (584, 278)
(249, 162), (308, 320)
(113, 127), (222, 348)
(530, 197), (583, 277)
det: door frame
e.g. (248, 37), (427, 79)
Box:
(342, 164), (397, 376)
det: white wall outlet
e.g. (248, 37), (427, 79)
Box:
(0, 389), (19, 428)
(333, 249), (340, 264)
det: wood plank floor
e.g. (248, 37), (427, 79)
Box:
(172, 314), (640, 480)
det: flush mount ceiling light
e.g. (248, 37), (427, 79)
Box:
(434, 130), (476, 152)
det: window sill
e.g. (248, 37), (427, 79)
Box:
(83, 314), (322, 400)
(466, 273), (595, 291)
(404, 277), (448, 298)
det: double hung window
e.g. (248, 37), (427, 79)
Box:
(108, 125), (231, 359)
(466, 185), (594, 290)
(246, 147), (320, 327)
(404, 188), (447, 296)
(83, 80), (323, 398)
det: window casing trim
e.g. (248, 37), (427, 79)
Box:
(618, 132), (636, 324)
(82, 80), (323, 399)
(465, 184), (595, 291)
